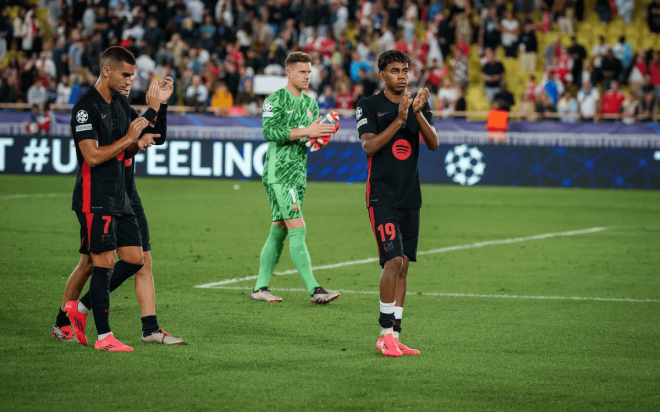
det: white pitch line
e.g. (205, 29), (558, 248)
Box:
(0, 193), (69, 200)
(195, 227), (608, 288)
(200, 286), (660, 303)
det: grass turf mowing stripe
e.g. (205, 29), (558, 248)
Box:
(203, 286), (660, 303)
(195, 226), (609, 288)
(0, 193), (69, 200)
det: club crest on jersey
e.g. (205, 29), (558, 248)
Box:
(356, 107), (362, 120)
(76, 110), (88, 123)
(292, 203), (299, 212)
(307, 109), (312, 119)
(263, 101), (273, 112)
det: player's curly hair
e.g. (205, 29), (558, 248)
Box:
(100, 46), (136, 68)
(377, 50), (411, 72)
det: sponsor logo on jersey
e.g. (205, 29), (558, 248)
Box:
(392, 139), (411, 161)
(76, 110), (88, 123)
(356, 107), (362, 120)
(377, 112), (389, 117)
(75, 124), (92, 132)
(357, 118), (368, 128)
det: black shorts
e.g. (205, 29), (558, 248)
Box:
(135, 209), (151, 252)
(368, 206), (420, 267)
(77, 211), (142, 255)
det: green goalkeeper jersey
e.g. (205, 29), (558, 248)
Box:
(261, 87), (319, 187)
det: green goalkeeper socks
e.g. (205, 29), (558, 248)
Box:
(254, 224), (288, 291)
(288, 227), (320, 295)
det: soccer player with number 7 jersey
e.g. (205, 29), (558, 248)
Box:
(356, 50), (439, 357)
(250, 52), (340, 304)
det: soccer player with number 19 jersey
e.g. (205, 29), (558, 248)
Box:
(356, 50), (439, 357)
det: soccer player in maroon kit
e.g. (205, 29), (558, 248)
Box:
(62, 47), (164, 351)
(356, 50), (439, 357)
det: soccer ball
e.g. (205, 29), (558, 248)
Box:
(28, 122), (39, 134)
(444, 144), (486, 186)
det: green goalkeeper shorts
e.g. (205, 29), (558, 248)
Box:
(264, 184), (306, 222)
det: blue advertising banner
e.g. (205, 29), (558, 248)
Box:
(2, 136), (659, 189)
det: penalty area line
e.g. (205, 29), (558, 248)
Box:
(195, 226), (609, 288)
(201, 286), (660, 304)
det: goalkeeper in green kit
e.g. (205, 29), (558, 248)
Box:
(251, 52), (341, 304)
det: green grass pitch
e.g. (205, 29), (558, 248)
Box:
(1, 175), (659, 411)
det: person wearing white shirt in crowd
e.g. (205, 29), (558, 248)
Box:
(123, 20), (145, 43)
(402, 0), (418, 44)
(437, 78), (460, 117)
(379, 25), (395, 52)
(56, 75), (71, 104)
(331, 0), (349, 40)
(36, 51), (57, 79)
(27, 78), (47, 105)
(616, 0), (635, 24)
(215, 0), (233, 27)
(591, 36), (610, 69)
(500, 10), (520, 58)
(136, 49), (156, 76)
(187, 0), (205, 24)
(82, 6), (96, 37)
(185, 75), (208, 109)
(577, 81), (600, 120)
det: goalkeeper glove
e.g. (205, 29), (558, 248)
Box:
(306, 123), (340, 152)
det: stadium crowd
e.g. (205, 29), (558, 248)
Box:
(0, 0), (659, 134)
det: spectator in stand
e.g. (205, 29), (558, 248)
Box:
(430, 14), (449, 64)
(493, 82), (515, 111)
(629, 51), (649, 95)
(455, 34), (470, 58)
(500, 10), (520, 58)
(601, 50), (623, 91)
(649, 51), (660, 103)
(25, 104), (42, 135)
(525, 74), (538, 103)
(482, 48), (505, 103)
(0, 76), (8, 103)
(557, 90), (579, 122)
(479, 6), (502, 54)
(402, 0), (419, 44)
(612, 37), (633, 81)
(420, 59), (448, 94)
(535, 90), (558, 119)
(46, 78), (58, 104)
(552, 47), (572, 84)
(556, 0), (575, 34)
(621, 93), (641, 123)
(596, 0), (611, 22)
(577, 80), (600, 121)
(616, 0), (635, 24)
(451, 47), (469, 90)
(591, 36), (610, 72)
(235, 78), (262, 115)
(349, 51), (371, 83)
(1, 75), (17, 104)
(600, 81), (625, 120)
(210, 81), (233, 112)
(27, 77), (47, 105)
(581, 60), (598, 87)
(358, 68), (378, 97)
(568, 36), (587, 88)
(317, 85), (336, 110)
(185, 75), (209, 111)
(638, 76), (657, 120)
(351, 83), (365, 109)
(56, 75), (71, 104)
(537, 71), (564, 105)
(519, 93), (537, 121)
(519, 19), (538, 73)
(543, 37), (560, 71)
(648, 0), (660, 33)
(437, 78), (460, 116)
(335, 82), (353, 110)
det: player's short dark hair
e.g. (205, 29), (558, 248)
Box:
(285, 52), (312, 67)
(100, 46), (136, 69)
(377, 50), (410, 72)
